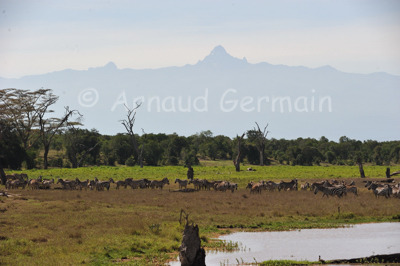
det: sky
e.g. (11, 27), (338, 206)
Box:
(0, 0), (400, 78)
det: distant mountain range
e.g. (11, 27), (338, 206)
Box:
(1, 46), (399, 141)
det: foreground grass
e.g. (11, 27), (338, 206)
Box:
(1, 164), (399, 265)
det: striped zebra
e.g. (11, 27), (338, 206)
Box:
(75, 178), (90, 190)
(373, 185), (392, 199)
(278, 179), (298, 191)
(174, 178), (188, 189)
(300, 182), (310, 191)
(115, 180), (128, 189)
(57, 178), (77, 190)
(96, 178), (115, 191)
(150, 178), (169, 189)
(314, 186), (345, 198)
(189, 179), (203, 190)
(203, 180), (216, 190)
(343, 185), (358, 196)
(265, 181), (279, 191)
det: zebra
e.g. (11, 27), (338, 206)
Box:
(267, 181), (280, 191)
(203, 180), (216, 190)
(228, 183), (238, 193)
(314, 186), (345, 198)
(300, 182), (310, 191)
(214, 181), (230, 192)
(57, 179), (77, 190)
(6, 179), (27, 189)
(41, 179), (54, 189)
(342, 185), (358, 196)
(250, 182), (264, 194)
(189, 179), (203, 191)
(75, 178), (90, 190)
(278, 179), (298, 191)
(96, 178), (115, 191)
(149, 178), (169, 189)
(115, 180), (128, 189)
(373, 185), (392, 199)
(174, 178), (188, 189)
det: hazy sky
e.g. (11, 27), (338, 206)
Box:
(1, 0), (400, 78)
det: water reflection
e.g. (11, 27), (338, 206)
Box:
(170, 222), (400, 265)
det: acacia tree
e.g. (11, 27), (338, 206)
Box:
(247, 122), (269, 166)
(120, 102), (144, 168)
(0, 88), (47, 150)
(0, 88), (82, 169)
(38, 104), (82, 169)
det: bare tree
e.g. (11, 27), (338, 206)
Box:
(120, 102), (144, 168)
(38, 104), (82, 169)
(250, 122), (269, 166)
(233, 133), (245, 172)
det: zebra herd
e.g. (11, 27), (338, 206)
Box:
(365, 181), (400, 199)
(175, 178), (238, 192)
(2, 173), (399, 199)
(3, 173), (171, 191)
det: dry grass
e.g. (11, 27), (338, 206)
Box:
(0, 178), (399, 265)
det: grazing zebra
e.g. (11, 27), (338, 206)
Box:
(278, 179), (298, 191)
(250, 182), (265, 194)
(366, 181), (384, 191)
(203, 180), (216, 190)
(342, 185), (358, 196)
(265, 181), (279, 191)
(6, 179), (27, 189)
(214, 181), (230, 192)
(373, 185), (392, 199)
(75, 178), (90, 190)
(189, 179), (203, 191)
(96, 178), (115, 191)
(149, 178), (169, 189)
(126, 179), (144, 189)
(115, 180), (128, 189)
(300, 182), (310, 191)
(310, 181), (327, 191)
(42, 179), (54, 189)
(314, 186), (345, 198)
(174, 178), (188, 189)
(391, 186), (400, 198)
(228, 183), (238, 193)
(57, 179), (77, 190)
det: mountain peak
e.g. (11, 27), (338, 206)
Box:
(210, 45), (228, 56)
(198, 45), (248, 67)
(104, 62), (117, 69)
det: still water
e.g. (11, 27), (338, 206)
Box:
(170, 222), (400, 265)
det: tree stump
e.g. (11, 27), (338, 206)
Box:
(179, 224), (205, 266)
(386, 167), (391, 178)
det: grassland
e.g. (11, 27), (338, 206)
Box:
(1, 163), (399, 265)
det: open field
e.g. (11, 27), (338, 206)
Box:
(1, 164), (400, 265)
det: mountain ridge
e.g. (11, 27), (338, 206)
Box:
(0, 46), (399, 141)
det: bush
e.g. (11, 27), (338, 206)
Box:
(125, 156), (136, 166)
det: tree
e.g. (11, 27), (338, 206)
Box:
(233, 133), (245, 172)
(120, 102), (144, 168)
(0, 88), (47, 150)
(64, 128), (100, 168)
(247, 122), (269, 166)
(38, 94), (82, 169)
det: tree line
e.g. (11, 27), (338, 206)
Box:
(1, 89), (399, 176)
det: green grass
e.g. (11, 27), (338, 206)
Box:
(7, 163), (396, 188)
